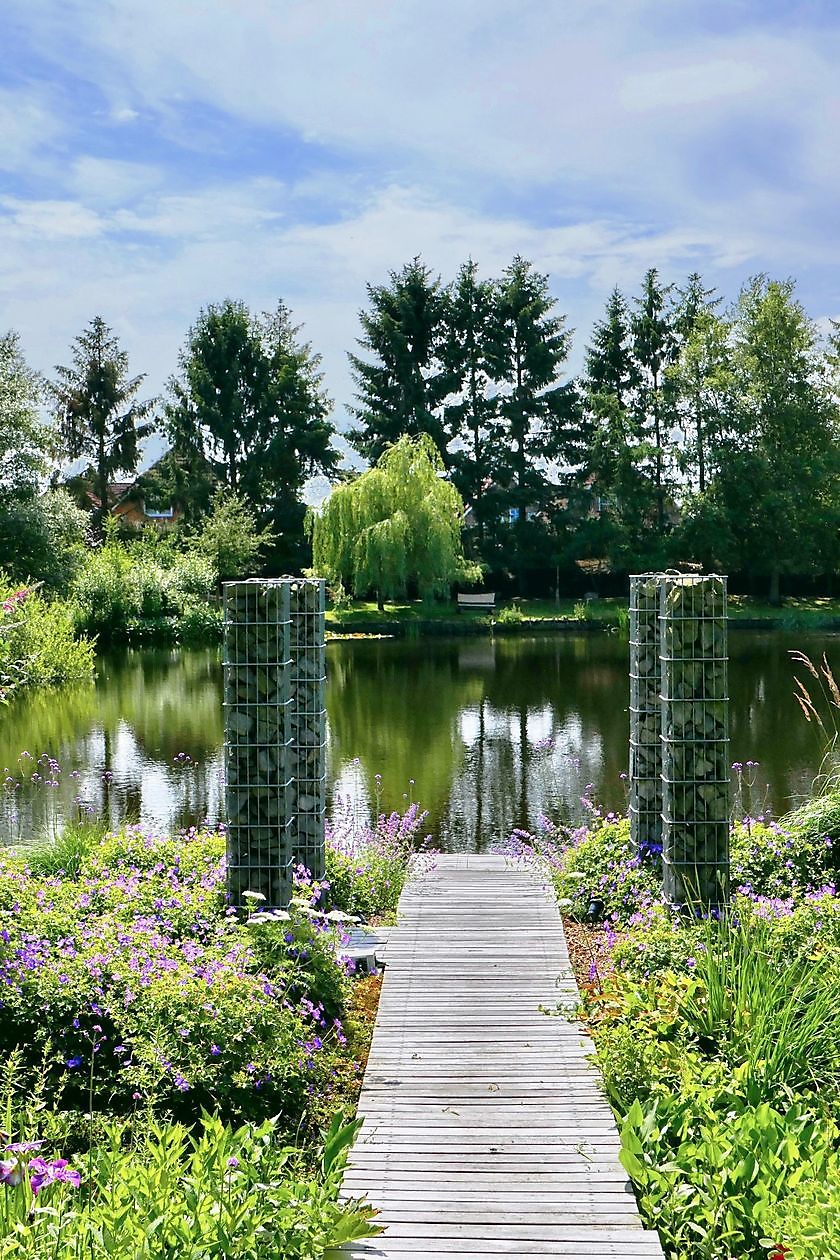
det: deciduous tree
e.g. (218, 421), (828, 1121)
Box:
(308, 434), (480, 609)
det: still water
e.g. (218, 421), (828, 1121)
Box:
(1, 631), (837, 850)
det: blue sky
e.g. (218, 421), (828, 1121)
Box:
(2, 0), (840, 471)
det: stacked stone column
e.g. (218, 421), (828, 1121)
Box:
(629, 573), (730, 908)
(629, 575), (663, 855)
(223, 577), (326, 907)
(288, 579), (327, 881)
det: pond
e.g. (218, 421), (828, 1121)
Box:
(1, 630), (837, 850)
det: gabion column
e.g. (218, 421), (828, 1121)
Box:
(659, 574), (730, 907)
(223, 580), (294, 907)
(629, 575), (662, 855)
(288, 579), (327, 881)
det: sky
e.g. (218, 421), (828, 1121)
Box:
(2, 0), (840, 484)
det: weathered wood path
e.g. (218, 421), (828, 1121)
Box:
(328, 854), (664, 1259)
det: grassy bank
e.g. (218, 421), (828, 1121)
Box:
(326, 594), (840, 636)
(0, 801), (432, 1257)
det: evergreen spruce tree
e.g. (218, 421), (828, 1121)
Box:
(441, 260), (498, 555)
(51, 317), (154, 537)
(486, 256), (579, 590)
(581, 287), (653, 568)
(631, 268), (676, 531)
(347, 258), (452, 463)
(167, 299), (337, 566)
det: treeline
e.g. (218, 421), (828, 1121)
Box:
(348, 259), (840, 600)
(2, 259), (839, 602)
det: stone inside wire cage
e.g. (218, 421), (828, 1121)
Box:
(629, 574), (663, 855)
(223, 578), (326, 906)
(659, 574), (730, 906)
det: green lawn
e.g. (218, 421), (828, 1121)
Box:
(325, 594), (840, 632)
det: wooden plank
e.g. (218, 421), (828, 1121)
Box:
(336, 855), (663, 1258)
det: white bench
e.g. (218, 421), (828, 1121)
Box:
(456, 592), (496, 612)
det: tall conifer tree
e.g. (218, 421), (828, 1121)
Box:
(348, 258), (452, 463)
(486, 256), (579, 589)
(51, 317), (154, 536)
(442, 260), (497, 552)
(632, 268), (675, 531)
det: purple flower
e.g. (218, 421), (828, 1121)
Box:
(65, 1057), (84, 1069)
(227, 1156), (239, 1169)
(0, 1159), (23, 1187)
(28, 1157), (81, 1194)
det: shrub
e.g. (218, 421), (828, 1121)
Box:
(71, 541), (220, 646)
(0, 826), (351, 1127)
(0, 580), (94, 699)
(502, 813), (663, 922)
(776, 790), (840, 871)
(324, 801), (434, 922)
(191, 490), (274, 581)
(731, 817), (836, 895)
(0, 489), (89, 593)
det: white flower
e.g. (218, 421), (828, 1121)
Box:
(242, 890), (266, 902)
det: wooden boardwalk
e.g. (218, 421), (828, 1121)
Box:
(328, 854), (664, 1259)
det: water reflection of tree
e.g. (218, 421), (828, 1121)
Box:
(0, 649), (224, 843)
(326, 639), (483, 832)
(729, 632), (838, 812)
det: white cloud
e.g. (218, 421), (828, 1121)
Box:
(0, 85), (64, 173)
(70, 156), (163, 206)
(0, 198), (104, 240)
(620, 59), (768, 111)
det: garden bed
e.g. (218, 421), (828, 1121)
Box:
(501, 793), (840, 1260)
(0, 801), (432, 1257)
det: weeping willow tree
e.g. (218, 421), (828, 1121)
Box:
(308, 434), (481, 609)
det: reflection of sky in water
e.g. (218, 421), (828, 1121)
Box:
(2, 633), (839, 851)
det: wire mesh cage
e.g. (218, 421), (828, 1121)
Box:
(629, 574), (663, 855)
(288, 578), (327, 881)
(223, 578), (326, 906)
(659, 573), (730, 906)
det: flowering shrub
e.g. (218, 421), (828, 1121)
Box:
(0, 825), (352, 1126)
(731, 817), (835, 897)
(546, 799), (840, 1260)
(324, 799), (434, 922)
(499, 812), (662, 922)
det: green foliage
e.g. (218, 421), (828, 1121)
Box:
(348, 257), (452, 464)
(0, 488), (90, 593)
(308, 434), (481, 605)
(71, 539), (220, 646)
(0, 825), (351, 1126)
(0, 332), (52, 503)
(495, 602), (525, 624)
(323, 807), (428, 923)
(778, 790), (840, 859)
(550, 815), (662, 921)
(50, 318), (154, 537)
(731, 817), (836, 894)
(166, 299), (337, 566)
(621, 1086), (837, 1260)
(0, 1108), (378, 1259)
(762, 1157), (840, 1259)
(0, 579), (95, 700)
(191, 489), (274, 580)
